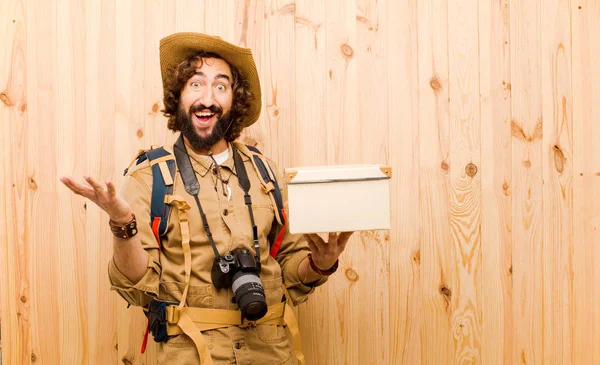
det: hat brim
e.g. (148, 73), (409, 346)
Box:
(159, 32), (261, 127)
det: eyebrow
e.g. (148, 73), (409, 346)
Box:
(194, 71), (231, 82)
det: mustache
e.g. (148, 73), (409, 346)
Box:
(190, 104), (222, 114)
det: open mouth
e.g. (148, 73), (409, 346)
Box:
(193, 111), (217, 126)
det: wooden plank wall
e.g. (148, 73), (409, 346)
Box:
(1, 0), (598, 364)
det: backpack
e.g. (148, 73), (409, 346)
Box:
(124, 144), (288, 257)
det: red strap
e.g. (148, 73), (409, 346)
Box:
(140, 304), (151, 353)
(151, 217), (163, 257)
(270, 208), (287, 257)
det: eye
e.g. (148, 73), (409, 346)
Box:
(216, 84), (227, 91)
(191, 81), (200, 87)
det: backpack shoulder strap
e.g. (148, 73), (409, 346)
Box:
(236, 143), (288, 257)
(140, 147), (176, 240)
(243, 145), (285, 226)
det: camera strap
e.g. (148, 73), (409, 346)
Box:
(173, 135), (221, 259)
(173, 135), (262, 265)
(232, 144), (261, 265)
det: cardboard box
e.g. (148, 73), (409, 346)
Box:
(284, 164), (392, 234)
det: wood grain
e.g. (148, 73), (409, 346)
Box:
(417, 0), (455, 363)
(1, 0), (30, 364)
(510, 0), (544, 363)
(541, 0), (574, 363)
(479, 0), (513, 364)
(387, 0), (421, 362)
(572, 1), (600, 364)
(447, 0), (483, 362)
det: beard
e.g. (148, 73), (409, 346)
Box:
(177, 103), (235, 151)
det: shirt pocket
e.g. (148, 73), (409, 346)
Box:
(246, 324), (294, 364)
(159, 281), (213, 308)
(252, 204), (275, 237)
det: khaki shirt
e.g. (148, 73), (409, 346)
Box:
(108, 140), (327, 365)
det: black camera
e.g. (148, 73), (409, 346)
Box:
(211, 248), (268, 321)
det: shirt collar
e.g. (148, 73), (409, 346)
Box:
(184, 141), (250, 177)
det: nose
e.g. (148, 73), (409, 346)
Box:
(197, 86), (215, 108)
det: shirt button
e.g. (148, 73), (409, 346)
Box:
(223, 209), (228, 216)
(234, 342), (241, 349)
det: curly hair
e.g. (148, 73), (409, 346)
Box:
(161, 51), (253, 142)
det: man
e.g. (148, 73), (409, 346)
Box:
(60, 32), (353, 364)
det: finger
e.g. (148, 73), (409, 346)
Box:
(338, 231), (354, 245)
(306, 233), (325, 247)
(85, 176), (105, 195)
(306, 239), (319, 254)
(61, 176), (91, 196)
(106, 179), (116, 197)
(328, 232), (337, 245)
(304, 234), (322, 252)
(337, 231), (355, 250)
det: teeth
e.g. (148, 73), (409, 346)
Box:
(196, 112), (214, 118)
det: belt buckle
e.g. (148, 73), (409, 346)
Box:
(165, 305), (181, 323)
(240, 318), (257, 329)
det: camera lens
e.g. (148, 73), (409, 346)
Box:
(231, 272), (268, 321)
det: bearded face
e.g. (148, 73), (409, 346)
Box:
(177, 102), (235, 151)
(176, 57), (235, 152)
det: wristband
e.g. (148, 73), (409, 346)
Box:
(109, 214), (138, 239)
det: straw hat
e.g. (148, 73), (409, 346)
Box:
(159, 32), (261, 127)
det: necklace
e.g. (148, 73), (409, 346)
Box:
(208, 157), (235, 201)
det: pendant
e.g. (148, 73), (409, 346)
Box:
(226, 185), (232, 202)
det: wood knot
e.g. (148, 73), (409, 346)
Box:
(413, 249), (420, 264)
(511, 119), (543, 142)
(553, 145), (565, 173)
(28, 176), (38, 191)
(329, 70), (333, 79)
(151, 103), (159, 113)
(31, 353), (37, 362)
(0, 92), (13, 106)
(136, 128), (144, 139)
(523, 160), (531, 168)
(440, 285), (452, 310)
(340, 44), (354, 58)
(20, 295), (27, 303)
(505, 82), (511, 90)
(508, 265), (513, 275)
(267, 105), (280, 119)
(465, 163), (478, 177)
(429, 77), (441, 91)
(502, 182), (510, 196)
(440, 285), (452, 298)
(345, 268), (359, 282)
(18, 101), (27, 114)
(441, 161), (449, 171)
(122, 356), (133, 365)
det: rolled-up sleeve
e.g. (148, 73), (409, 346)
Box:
(107, 170), (162, 307)
(267, 160), (328, 305)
